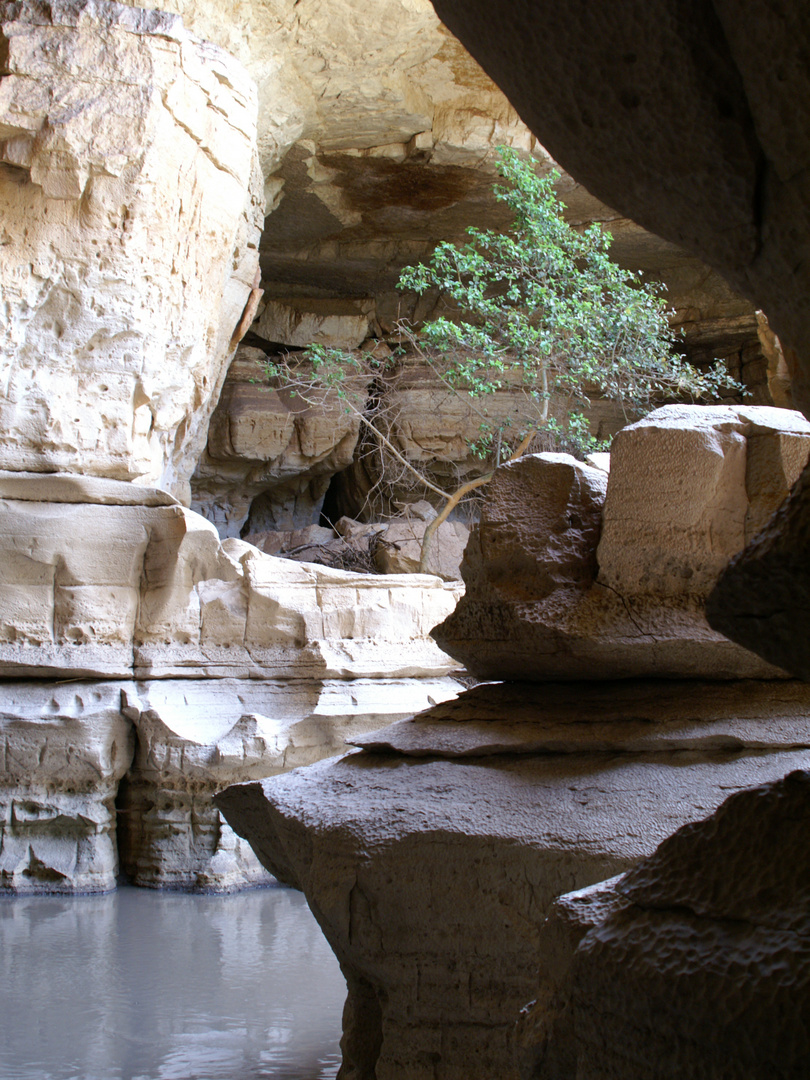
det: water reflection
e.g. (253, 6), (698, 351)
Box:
(0, 885), (346, 1080)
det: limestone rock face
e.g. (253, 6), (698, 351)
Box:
(0, 682), (135, 893)
(0, 0), (263, 501)
(191, 346), (360, 536)
(217, 678), (810, 1080)
(117, 676), (460, 890)
(0, 475), (462, 680)
(436, 406), (810, 680)
(527, 770), (810, 1080)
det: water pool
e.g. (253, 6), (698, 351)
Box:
(0, 884), (346, 1080)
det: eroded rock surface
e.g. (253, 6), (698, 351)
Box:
(0, 474), (462, 680)
(436, 406), (810, 680)
(191, 346), (361, 536)
(117, 676), (461, 890)
(0, 682), (135, 893)
(525, 769), (810, 1080)
(0, 0), (263, 501)
(217, 679), (810, 1080)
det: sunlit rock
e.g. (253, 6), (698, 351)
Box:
(0, 475), (462, 680)
(0, 0), (263, 501)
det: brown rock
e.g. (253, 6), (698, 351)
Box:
(436, 407), (809, 681)
(528, 770), (810, 1079)
(216, 680), (810, 1080)
(191, 346), (360, 536)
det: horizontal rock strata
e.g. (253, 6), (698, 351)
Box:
(217, 678), (810, 1079)
(0, 682), (135, 893)
(0, 474), (461, 680)
(0, 675), (461, 893)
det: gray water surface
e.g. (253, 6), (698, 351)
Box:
(0, 885), (346, 1080)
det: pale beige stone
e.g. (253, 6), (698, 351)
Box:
(374, 501), (470, 581)
(216, 679), (810, 1080)
(117, 675), (461, 889)
(0, 681), (135, 893)
(191, 346), (360, 536)
(597, 404), (810, 596)
(0, 476), (462, 679)
(253, 297), (375, 349)
(0, 0), (263, 502)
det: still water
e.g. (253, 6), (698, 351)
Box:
(0, 884), (347, 1080)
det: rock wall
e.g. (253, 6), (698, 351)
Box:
(0, 0), (466, 894)
(217, 406), (810, 1077)
(0, 469), (462, 891)
(0, 0), (263, 503)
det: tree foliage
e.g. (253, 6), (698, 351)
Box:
(398, 146), (734, 459)
(265, 147), (740, 571)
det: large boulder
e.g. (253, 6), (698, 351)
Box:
(0, 0), (263, 502)
(216, 678), (810, 1080)
(435, 406), (810, 680)
(525, 770), (810, 1080)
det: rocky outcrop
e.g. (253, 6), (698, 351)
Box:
(0, 473), (461, 680)
(191, 346), (361, 536)
(0, 466), (463, 892)
(217, 679), (810, 1080)
(436, 406), (810, 680)
(116, 675), (461, 890)
(0, 673), (462, 893)
(523, 769), (810, 1080)
(0, 0), (263, 503)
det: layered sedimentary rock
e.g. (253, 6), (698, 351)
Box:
(0, 473), (461, 680)
(436, 405), (810, 680)
(0, 0), (263, 502)
(0, 682), (135, 893)
(191, 346), (361, 536)
(0, 673), (461, 893)
(217, 679), (810, 1080)
(118, 675), (461, 890)
(524, 770), (810, 1080)
(0, 464), (463, 890)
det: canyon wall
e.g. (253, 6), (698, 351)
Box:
(0, 0), (465, 894)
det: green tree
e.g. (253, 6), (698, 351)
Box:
(267, 148), (737, 573)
